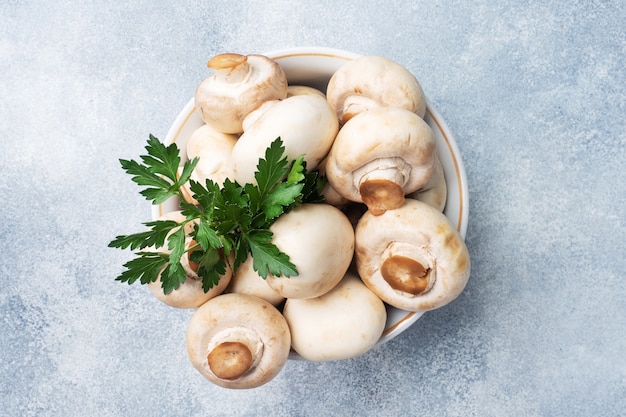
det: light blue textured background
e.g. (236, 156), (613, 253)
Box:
(1, 1), (625, 416)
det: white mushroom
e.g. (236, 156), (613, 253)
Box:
(317, 155), (350, 207)
(325, 107), (437, 215)
(286, 85), (326, 99)
(355, 199), (470, 312)
(225, 254), (285, 306)
(283, 272), (387, 361)
(185, 123), (239, 161)
(186, 293), (291, 389)
(147, 211), (232, 309)
(179, 124), (238, 205)
(230, 94), (339, 186)
(326, 55), (427, 124)
(265, 203), (354, 299)
(194, 53), (288, 134)
(407, 157), (447, 212)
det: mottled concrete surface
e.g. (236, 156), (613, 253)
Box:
(1, 1), (625, 416)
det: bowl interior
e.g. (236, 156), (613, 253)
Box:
(156, 47), (469, 355)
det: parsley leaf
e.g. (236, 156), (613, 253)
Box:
(119, 135), (198, 205)
(254, 138), (290, 200)
(166, 226), (186, 266)
(108, 219), (179, 251)
(261, 181), (304, 220)
(115, 252), (169, 285)
(194, 221), (222, 251)
(111, 135), (314, 295)
(287, 155), (306, 184)
(245, 230), (298, 278)
(190, 248), (227, 292)
(160, 261), (187, 295)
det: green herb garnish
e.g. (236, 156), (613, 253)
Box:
(109, 134), (322, 295)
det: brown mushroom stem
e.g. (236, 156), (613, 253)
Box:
(207, 53), (251, 85)
(354, 158), (411, 215)
(205, 327), (264, 381)
(379, 242), (435, 296)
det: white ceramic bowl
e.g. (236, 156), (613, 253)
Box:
(154, 46), (469, 355)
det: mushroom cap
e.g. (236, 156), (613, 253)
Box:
(265, 203), (354, 299)
(179, 124), (238, 205)
(147, 211), (232, 309)
(355, 198), (470, 312)
(186, 293), (291, 389)
(317, 155), (350, 207)
(407, 157), (447, 212)
(225, 254), (285, 306)
(326, 55), (426, 123)
(186, 123), (239, 161)
(286, 85), (326, 99)
(325, 107), (436, 214)
(194, 53), (288, 134)
(283, 272), (387, 361)
(230, 94), (339, 186)
(148, 262), (231, 309)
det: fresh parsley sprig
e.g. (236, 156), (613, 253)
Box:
(118, 134), (198, 205)
(109, 135), (322, 295)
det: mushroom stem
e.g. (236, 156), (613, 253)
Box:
(379, 242), (435, 296)
(207, 53), (251, 85)
(354, 158), (411, 215)
(205, 327), (264, 381)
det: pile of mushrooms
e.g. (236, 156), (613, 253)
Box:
(153, 52), (470, 389)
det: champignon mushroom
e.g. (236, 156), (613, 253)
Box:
(325, 107), (437, 216)
(326, 55), (427, 124)
(185, 123), (239, 161)
(230, 94), (339, 186)
(355, 198), (470, 312)
(186, 293), (291, 389)
(225, 254), (285, 306)
(194, 53), (288, 134)
(147, 211), (232, 309)
(286, 85), (326, 99)
(317, 155), (350, 207)
(283, 272), (387, 361)
(179, 124), (238, 205)
(265, 203), (354, 299)
(406, 157), (447, 212)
